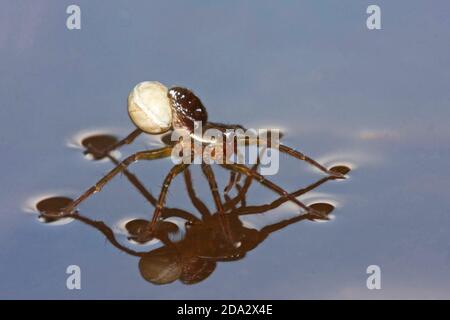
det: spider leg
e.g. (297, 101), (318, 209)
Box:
(92, 144), (199, 220)
(259, 214), (310, 236)
(85, 128), (143, 158)
(279, 144), (344, 178)
(160, 207), (201, 223)
(201, 163), (235, 242)
(97, 150), (161, 208)
(223, 151), (243, 194)
(223, 163), (259, 211)
(234, 183), (246, 207)
(220, 163), (323, 217)
(62, 146), (173, 214)
(201, 164), (224, 214)
(227, 164), (242, 193)
(224, 193), (236, 211)
(100, 152), (158, 206)
(183, 167), (211, 218)
(232, 175), (332, 216)
(148, 163), (190, 231)
(235, 135), (344, 179)
(223, 145), (265, 210)
(224, 171), (237, 194)
(84, 142), (158, 206)
(100, 144), (205, 222)
(206, 122), (246, 131)
(59, 212), (144, 257)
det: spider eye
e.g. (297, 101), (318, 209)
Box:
(168, 87), (208, 133)
(127, 81), (173, 134)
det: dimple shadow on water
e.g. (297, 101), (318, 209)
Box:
(29, 130), (351, 286)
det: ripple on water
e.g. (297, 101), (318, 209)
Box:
(115, 218), (177, 246)
(81, 134), (119, 160)
(34, 196), (75, 225)
(66, 129), (122, 162)
(329, 165), (351, 176)
(309, 202), (335, 222)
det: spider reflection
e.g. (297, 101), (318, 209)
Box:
(34, 132), (349, 285)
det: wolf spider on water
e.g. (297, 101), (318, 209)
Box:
(36, 129), (348, 285)
(42, 81), (347, 240)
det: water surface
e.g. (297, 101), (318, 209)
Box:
(1, 0), (450, 299)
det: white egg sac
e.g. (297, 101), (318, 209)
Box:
(128, 81), (173, 134)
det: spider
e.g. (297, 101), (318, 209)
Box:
(37, 136), (346, 285)
(52, 81), (346, 236)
